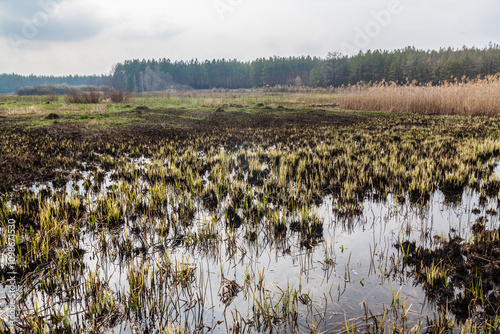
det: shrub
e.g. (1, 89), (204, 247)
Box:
(106, 89), (129, 103)
(65, 87), (101, 104)
(45, 95), (59, 103)
(17, 84), (73, 96)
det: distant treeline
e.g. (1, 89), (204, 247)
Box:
(0, 74), (108, 94)
(3, 44), (500, 94)
(110, 44), (500, 91)
(317, 44), (500, 87)
(109, 56), (321, 91)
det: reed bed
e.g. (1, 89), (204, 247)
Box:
(338, 74), (500, 116)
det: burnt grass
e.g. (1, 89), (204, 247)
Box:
(2, 104), (500, 332)
(0, 108), (355, 192)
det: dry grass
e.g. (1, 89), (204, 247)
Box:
(273, 93), (338, 106)
(89, 104), (107, 113)
(59, 103), (80, 112)
(199, 97), (226, 106)
(5, 106), (43, 115)
(86, 119), (104, 127)
(138, 89), (340, 108)
(338, 74), (500, 116)
(194, 93), (340, 107)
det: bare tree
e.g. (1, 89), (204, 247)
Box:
(324, 52), (346, 86)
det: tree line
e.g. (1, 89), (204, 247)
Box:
(3, 44), (500, 94)
(109, 56), (322, 91)
(315, 44), (500, 87)
(0, 74), (108, 94)
(105, 44), (500, 91)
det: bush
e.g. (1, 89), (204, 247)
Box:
(106, 89), (129, 103)
(17, 84), (73, 96)
(45, 95), (59, 103)
(15, 85), (128, 104)
(65, 88), (101, 104)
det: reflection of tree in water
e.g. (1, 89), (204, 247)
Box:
(398, 218), (500, 328)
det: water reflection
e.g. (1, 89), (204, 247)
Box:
(2, 175), (498, 332)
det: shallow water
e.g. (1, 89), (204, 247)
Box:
(2, 158), (499, 333)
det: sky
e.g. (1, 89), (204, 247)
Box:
(0, 0), (498, 76)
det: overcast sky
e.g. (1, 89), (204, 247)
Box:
(0, 0), (498, 75)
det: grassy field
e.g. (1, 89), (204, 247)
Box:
(1, 92), (500, 333)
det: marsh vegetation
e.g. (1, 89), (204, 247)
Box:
(338, 74), (500, 117)
(0, 91), (500, 333)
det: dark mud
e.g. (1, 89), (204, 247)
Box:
(0, 108), (358, 192)
(400, 220), (500, 326)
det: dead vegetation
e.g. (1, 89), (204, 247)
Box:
(5, 106), (42, 115)
(338, 74), (500, 116)
(65, 88), (101, 104)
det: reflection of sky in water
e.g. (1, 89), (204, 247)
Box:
(107, 189), (496, 332)
(2, 175), (498, 332)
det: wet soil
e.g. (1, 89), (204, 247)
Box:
(400, 222), (500, 325)
(0, 108), (358, 192)
(3, 106), (500, 332)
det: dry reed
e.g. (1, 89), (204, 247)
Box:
(338, 74), (500, 116)
(5, 106), (42, 115)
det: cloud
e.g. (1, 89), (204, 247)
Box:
(0, 0), (498, 75)
(0, 0), (111, 45)
(0, 0), (63, 16)
(111, 15), (184, 41)
(2, 16), (107, 44)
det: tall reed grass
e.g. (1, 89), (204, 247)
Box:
(338, 75), (500, 116)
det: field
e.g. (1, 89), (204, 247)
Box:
(1, 91), (500, 333)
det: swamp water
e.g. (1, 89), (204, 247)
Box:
(1, 157), (499, 333)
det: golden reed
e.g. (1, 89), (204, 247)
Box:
(338, 74), (500, 116)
